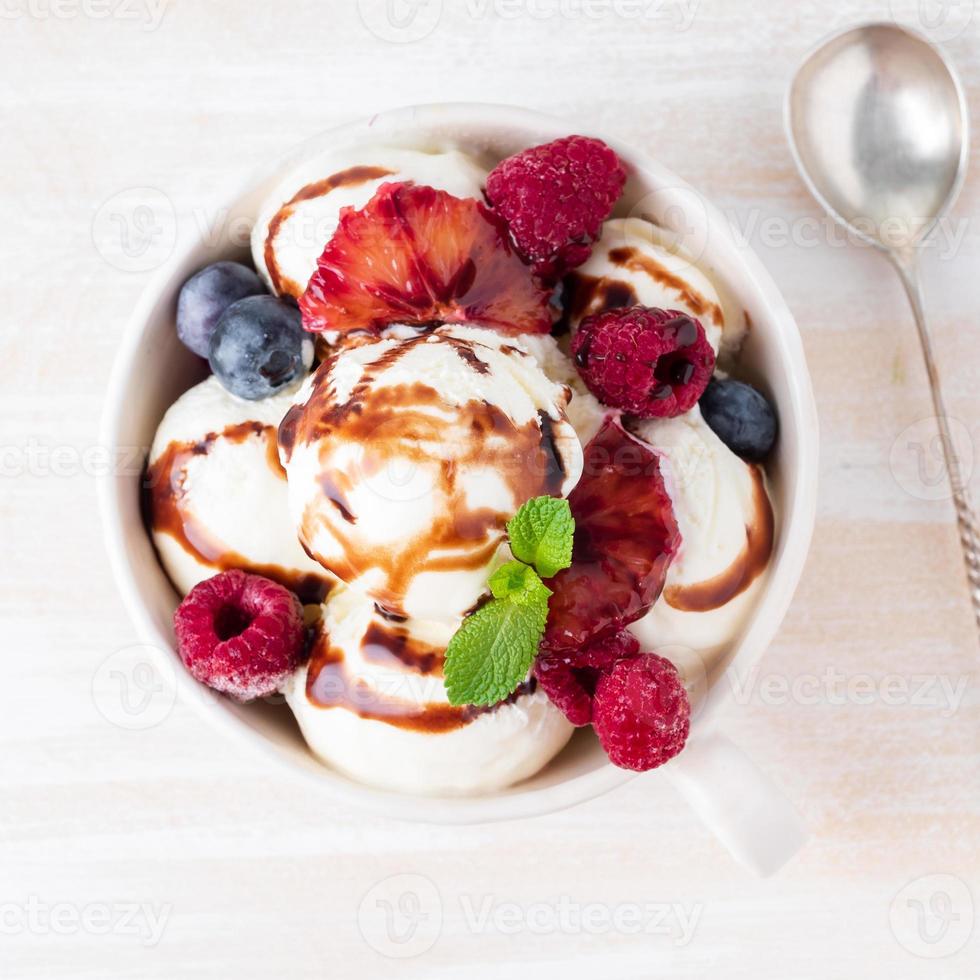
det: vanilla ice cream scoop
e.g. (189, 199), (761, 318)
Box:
(285, 587), (573, 795)
(252, 146), (488, 300)
(279, 324), (584, 622)
(627, 407), (773, 658)
(568, 217), (746, 355)
(146, 376), (334, 602)
(516, 332), (607, 447)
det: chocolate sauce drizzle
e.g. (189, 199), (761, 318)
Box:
(143, 421), (333, 604)
(662, 465), (774, 612)
(563, 246), (725, 328)
(608, 246), (724, 324)
(305, 625), (537, 733)
(263, 165), (395, 297)
(280, 331), (571, 618)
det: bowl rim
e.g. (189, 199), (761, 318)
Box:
(98, 102), (819, 824)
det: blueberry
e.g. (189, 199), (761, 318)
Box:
(699, 378), (777, 461)
(177, 261), (266, 357)
(209, 296), (313, 400)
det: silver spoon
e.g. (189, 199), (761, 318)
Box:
(786, 21), (980, 635)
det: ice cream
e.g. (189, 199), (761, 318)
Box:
(627, 406), (773, 656)
(152, 130), (781, 793)
(145, 376), (334, 602)
(278, 324), (584, 622)
(516, 332), (607, 446)
(566, 217), (746, 355)
(252, 146), (488, 301)
(285, 587), (573, 795)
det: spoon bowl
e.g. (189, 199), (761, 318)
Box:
(787, 22), (969, 256)
(787, 23), (980, 634)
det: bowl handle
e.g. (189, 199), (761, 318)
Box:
(666, 730), (806, 876)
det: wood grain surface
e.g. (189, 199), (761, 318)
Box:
(1, 1), (978, 976)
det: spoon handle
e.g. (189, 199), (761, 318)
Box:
(897, 260), (980, 637)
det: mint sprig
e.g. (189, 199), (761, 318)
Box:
(444, 594), (548, 707)
(444, 497), (575, 707)
(507, 496), (575, 579)
(488, 561), (551, 605)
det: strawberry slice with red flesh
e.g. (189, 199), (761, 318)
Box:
(299, 181), (554, 335)
(542, 414), (681, 652)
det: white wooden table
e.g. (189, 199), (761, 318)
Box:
(2, 1), (978, 976)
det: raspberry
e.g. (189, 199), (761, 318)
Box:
(572, 306), (715, 418)
(173, 570), (306, 702)
(592, 654), (691, 771)
(486, 136), (626, 279)
(300, 182), (553, 336)
(534, 631), (639, 725)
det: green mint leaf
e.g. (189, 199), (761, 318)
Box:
(488, 561), (551, 605)
(444, 592), (549, 707)
(507, 496), (575, 579)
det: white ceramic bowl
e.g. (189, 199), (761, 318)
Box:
(99, 104), (818, 866)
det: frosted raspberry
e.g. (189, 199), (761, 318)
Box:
(486, 136), (626, 279)
(592, 654), (691, 771)
(173, 570), (306, 702)
(534, 631), (639, 726)
(572, 306), (715, 418)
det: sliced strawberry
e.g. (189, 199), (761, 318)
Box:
(543, 414), (680, 652)
(299, 182), (554, 335)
